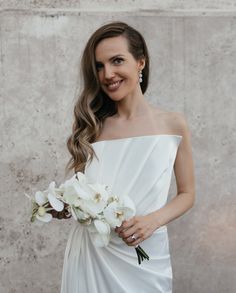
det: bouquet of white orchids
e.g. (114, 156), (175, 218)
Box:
(25, 172), (149, 265)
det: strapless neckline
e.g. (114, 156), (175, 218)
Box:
(91, 134), (183, 145)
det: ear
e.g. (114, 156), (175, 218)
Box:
(138, 58), (145, 71)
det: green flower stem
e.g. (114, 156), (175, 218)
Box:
(137, 246), (149, 259)
(135, 245), (149, 265)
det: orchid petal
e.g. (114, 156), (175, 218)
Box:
(75, 172), (87, 182)
(123, 207), (135, 220)
(48, 193), (64, 211)
(79, 199), (106, 217)
(35, 191), (47, 205)
(73, 182), (91, 199)
(74, 207), (91, 221)
(36, 213), (52, 223)
(103, 202), (122, 228)
(62, 188), (79, 205)
(48, 181), (62, 198)
(94, 219), (110, 235)
(89, 183), (110, 202)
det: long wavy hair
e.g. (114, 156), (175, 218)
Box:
(65, 21), (150, 175)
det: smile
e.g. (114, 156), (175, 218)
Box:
(106, 80), (123, 91)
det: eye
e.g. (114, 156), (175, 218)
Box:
(95, 62), (103, 71)
(113, 57), (124, 65)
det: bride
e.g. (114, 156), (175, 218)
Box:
(61, 21), (195, 293)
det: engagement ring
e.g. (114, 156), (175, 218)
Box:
(131, 234), (137, 240)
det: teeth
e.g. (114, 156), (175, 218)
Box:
(107, 81), (121, 89)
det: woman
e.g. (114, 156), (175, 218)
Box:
(61, 21), (195, 293)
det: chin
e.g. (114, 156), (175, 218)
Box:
(107, 94), (127, 102)
(105, 90), (134, 102)
(108, 97), (124, 103)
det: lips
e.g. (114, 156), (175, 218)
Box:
(106, 80), (123, 91)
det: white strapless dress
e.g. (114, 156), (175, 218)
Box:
(60, 135), (182, 293)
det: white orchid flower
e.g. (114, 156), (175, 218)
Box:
(60, 176), (91, 205)
(75, 171), (87, 182)
(76, 183), (110, 217)
(47, 181), (62, 198)
(71, 206), (92, 224)
(61, 176), (110, 219)
(89, 183), (110, 202)
(103, 196), (136, 228)
(34, 191), (52, 223)
(47, 181), (64, 212)
(94, 219), (110, 235)
(78, 200), (102, 218)
(33, 187), (64, 223)
(62, 188), (81, 206)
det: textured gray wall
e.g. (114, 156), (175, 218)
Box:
(1, 1), (236, 293)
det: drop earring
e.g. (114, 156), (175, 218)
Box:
(139, 70), (143, 83)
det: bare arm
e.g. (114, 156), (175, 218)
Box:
(116, 113), (196, 246)
(150, 113), (195, 227)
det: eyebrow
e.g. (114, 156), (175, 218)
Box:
(95, 54), (125, 63)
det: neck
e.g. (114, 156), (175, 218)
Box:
(114, 89), (152, 120)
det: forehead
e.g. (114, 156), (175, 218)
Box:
(95, 35), (130, 61)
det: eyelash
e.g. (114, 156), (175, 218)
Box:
(96, 58), (124, 71)
(113, 57), (124, 64)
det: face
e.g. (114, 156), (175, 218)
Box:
(95, 35), (145, 101)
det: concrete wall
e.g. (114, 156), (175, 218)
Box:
(1, 1), (236, 293)
(1, 0), (236, 10)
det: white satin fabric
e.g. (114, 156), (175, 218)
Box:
(61, 135), (182, 293)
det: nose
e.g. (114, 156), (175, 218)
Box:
(103, 64), (115, 80)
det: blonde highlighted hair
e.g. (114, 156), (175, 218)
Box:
(66, 21), (150, 175)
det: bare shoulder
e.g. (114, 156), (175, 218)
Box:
(165, 111), (189, 136)
(152, 106), (190, 136)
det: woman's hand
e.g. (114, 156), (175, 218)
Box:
(115, 213), (160, 247)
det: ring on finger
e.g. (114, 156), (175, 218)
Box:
(131, 234), (137, 240)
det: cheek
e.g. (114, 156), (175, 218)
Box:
(123, 69), (137, 81)
(128, 73), (139, 85)
(97, 72), (103, 82)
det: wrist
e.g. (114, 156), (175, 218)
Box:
(149, 211), (163, 230)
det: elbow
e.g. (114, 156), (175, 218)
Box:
(189, 191), (195, 209)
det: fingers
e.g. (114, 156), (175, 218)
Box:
(126, 229), (146, 246)
(119, 226), (137, 241)
(122, 232), (145, 247)
(115, 216), (150, 246)
(126, 233), (139, 245)
(128, 235), (145, 247)
(115, 220), (144, 246)
(115, 218), (135, 233)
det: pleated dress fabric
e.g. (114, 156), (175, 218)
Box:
(61, 135), (182, 293)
